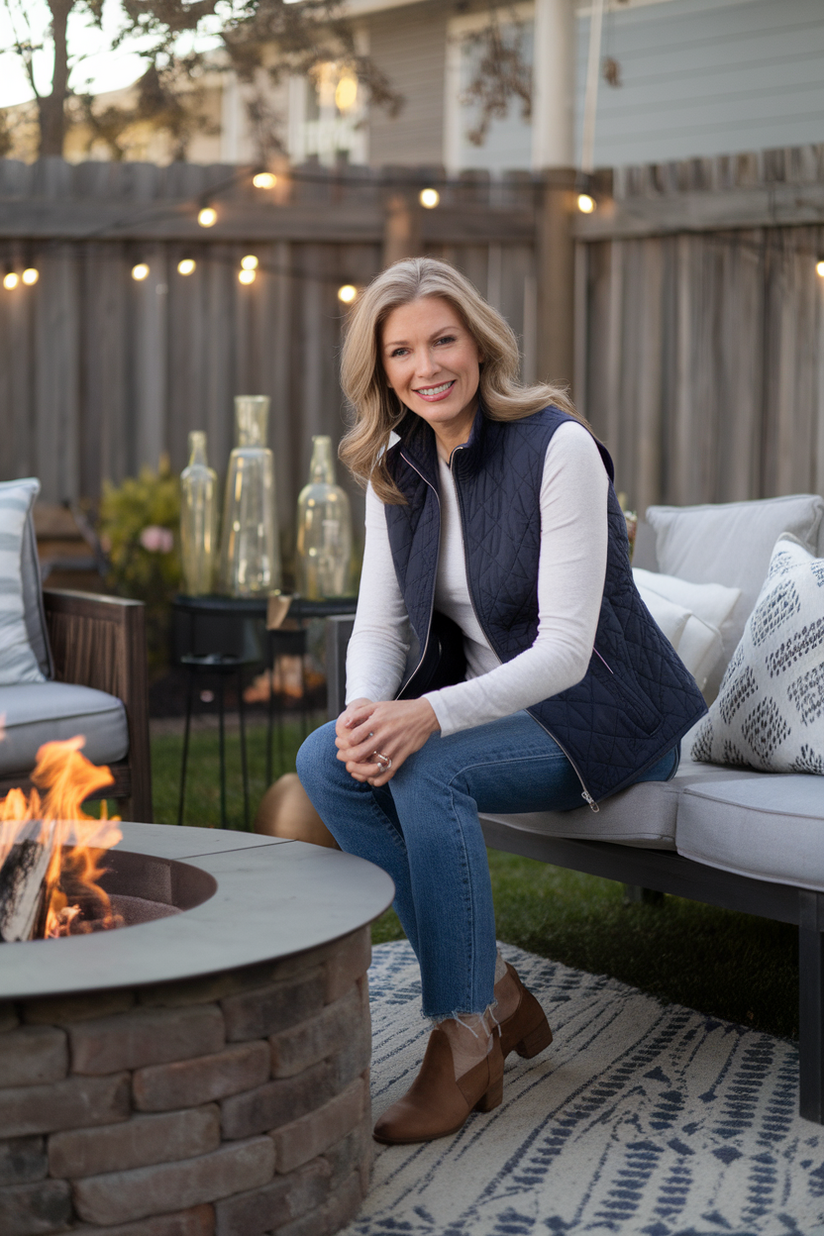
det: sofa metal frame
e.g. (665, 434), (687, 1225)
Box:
(0, 589), (153, 823)
(326, 614), (824, 1125)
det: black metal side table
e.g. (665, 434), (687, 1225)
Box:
(172, 593), (358, 803)
(177, 653), (258, 830)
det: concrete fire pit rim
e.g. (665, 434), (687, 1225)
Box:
(0, 822), (395, 1001)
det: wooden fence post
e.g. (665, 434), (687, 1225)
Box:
(535, 169), (577, 391)
(383, 192), (422, 267)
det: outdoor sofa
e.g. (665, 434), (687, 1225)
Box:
(0, 478), (152, 822)
(326, 491), (824, 1123)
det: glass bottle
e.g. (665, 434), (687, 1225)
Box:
(218, 396), (282, 596)
(295, 435), (353, 599)
(180, 431), (218, 595)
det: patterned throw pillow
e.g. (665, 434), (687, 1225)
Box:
(691, 534), (824, 773)
(0, 478), (47, 686)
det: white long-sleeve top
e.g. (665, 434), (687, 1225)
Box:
(345, 421), (609, 736)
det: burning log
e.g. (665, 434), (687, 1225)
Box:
(0, 739), (123, 941)
(0, 821), (55, 942)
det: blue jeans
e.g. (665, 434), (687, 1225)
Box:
(296, 711), (678, 1021)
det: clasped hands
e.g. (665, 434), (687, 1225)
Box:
(335, 697), (440, 786)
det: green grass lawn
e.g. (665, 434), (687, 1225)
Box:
(151, 722), (798, 1041)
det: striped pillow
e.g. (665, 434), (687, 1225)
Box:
(0, 479), (47, 685)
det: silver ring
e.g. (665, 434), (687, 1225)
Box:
(372, 751), (392, 771)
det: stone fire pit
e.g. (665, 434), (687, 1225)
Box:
(0, 824), (394, 1236)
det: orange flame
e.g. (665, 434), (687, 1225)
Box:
(0, 737), (123, 939)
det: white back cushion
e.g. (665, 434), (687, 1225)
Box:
(0, 479), (48, 686)
(646, 494), (824, 697)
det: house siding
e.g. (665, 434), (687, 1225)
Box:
(367, 1), (448, 166)
(576, 0), (824, 168)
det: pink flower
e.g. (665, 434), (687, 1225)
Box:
(139, 525), (174, 553)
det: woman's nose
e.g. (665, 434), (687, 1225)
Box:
(415, 348), (439, 378)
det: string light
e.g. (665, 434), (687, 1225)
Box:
(252, 172), (277, 189)
(238, 268), (256, 285)
(240, 255), (259, 271)
(197, 206), (218, 228)
(817, 259), (824, 278)
(21, 267), (39, 285)
(3, 270), (19, 290)
(177, 258), (196, 275)
(577, 193), (596, 214)
(419, 188), (439, 209)
(131, 262), (150, 281)
(337, 284), (357, 304)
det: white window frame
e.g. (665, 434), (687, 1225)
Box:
(287, 26), (369, 166)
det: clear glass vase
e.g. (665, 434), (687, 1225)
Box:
(218, 396), (282, 596)
(180, 431), (218, 596)
(295, 435), (353, 599)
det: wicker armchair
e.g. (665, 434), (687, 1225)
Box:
(0, 589), (153, 823)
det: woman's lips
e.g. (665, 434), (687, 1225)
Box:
(413, 380), (455, 403)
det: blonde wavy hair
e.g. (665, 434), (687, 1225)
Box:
(339, 257), (584, 504)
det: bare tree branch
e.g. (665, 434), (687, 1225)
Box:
(459, 7), (532, 148)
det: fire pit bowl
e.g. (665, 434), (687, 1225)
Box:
(0, 823), (394, 1236)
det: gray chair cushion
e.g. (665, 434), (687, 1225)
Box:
(0, 683), (129, 777)
(478, 759), (767, 851)
(676, 775), (824, 891)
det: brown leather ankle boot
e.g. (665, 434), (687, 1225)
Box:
(497, 963), (553, 1060)
(373, 1026), (504, 1145)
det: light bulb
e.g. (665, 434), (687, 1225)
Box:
(22, 267), (39, 285)
(177, 258), (196, 276)
(240, 254), (259, 271)
(252, 172), (277, 189)
(419, 188), (440, 209)
(238, 268), (256, 285)
(131, 263), (150, 281)
(335, 74), (358, 113)
(337, 284), (357, 304)
(197, 207), (218, 227)
(817, 259), (824, 278)
(3, 271), (19, 290)
(577, 193), (596, 214)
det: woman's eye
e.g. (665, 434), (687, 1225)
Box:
(435, 335), (456, 346)
(390, 347), (408, 358)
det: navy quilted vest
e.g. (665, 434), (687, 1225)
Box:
(384, 406), (707, 806)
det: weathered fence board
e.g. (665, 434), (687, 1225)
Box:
(0, 158), (556, 538)
(1, 146), (823, 532)
(576, 144), (824, 511)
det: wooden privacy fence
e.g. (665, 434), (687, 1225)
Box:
(574, 145), (824, 515)
(3, 147), (823, 531)
(0, 157), (575, 534)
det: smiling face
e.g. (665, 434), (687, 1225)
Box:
(381, 296), (483, 458)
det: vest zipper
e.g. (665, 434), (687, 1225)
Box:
(395, 450), (441, 699)
(450, 445), (601, 813)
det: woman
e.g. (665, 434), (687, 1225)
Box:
(297, 258), (706, 1146)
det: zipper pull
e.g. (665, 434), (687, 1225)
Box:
(582, 790), (600, 813)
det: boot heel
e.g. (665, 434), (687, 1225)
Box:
(516, 1021), (553, 1059)
(474, 1074), (503, 1113)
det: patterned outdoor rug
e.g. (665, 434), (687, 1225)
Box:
(341, 940), (824, 1236)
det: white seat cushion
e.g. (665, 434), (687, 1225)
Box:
(479, 759), (767, 851)
(677, 776), (824, 891)
(0, 683), (129, 777)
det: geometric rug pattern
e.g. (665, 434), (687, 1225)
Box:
(341, 941), (824, 1236)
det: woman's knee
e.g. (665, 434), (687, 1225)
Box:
(296, 720), (338, 794)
